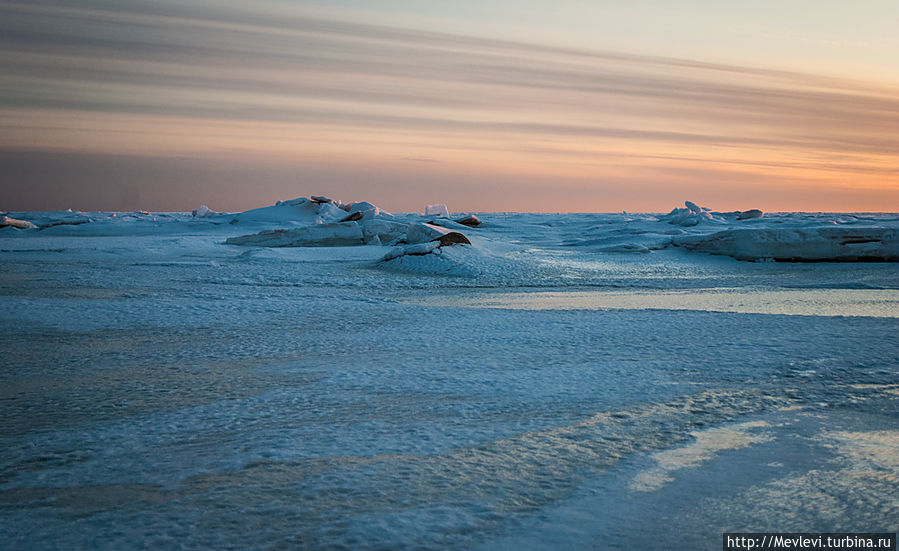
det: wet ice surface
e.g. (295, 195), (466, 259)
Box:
(415, 288), (899, 317)
(1, 211), (898, 550)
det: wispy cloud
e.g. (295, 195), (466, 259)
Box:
(1, 0), (897, 210)
(404, 157), (438, 163)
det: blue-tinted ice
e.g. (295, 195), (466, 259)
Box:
(1, 206), (897, 549)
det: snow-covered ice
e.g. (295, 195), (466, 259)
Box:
(0, 215), (36, 229)
(1, 198), (897, 550)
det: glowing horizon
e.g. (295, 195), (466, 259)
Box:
(1, 1), (898, 212)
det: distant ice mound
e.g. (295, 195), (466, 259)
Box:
(226, 197), (478, 249)
(674, 227), (899, 262)
(228, 197), (348, 225)
(192, 205), (221, 217)
(736, 209), (763, 220)
(658, 201), (725, 226)
(226, 196), (403, 246)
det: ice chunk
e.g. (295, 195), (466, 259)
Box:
(339, 212), (364, 222)
(29, 212), (93, 229)
(379, 238), (514, 278)
(455, 214), (482, 227)
(191, 205), (217, 217)
(425, 218), (472, 231)
(737, 209), (764, 220)
(346, 201), (392, 220)
(230, 197), (346, 225)
(406, 222), (471, 246)
(310, 196), (345, 209)
(425, 204), (450, 217)
(360, 219), (408, 245)
(381, 241), (441, 261)
(347, 201), (376, 213)
(226, 221), (366, 247)
(0, 215), (36, 229)
(658, 202), (723, 227)
(674, 227), (899, 261)
(225, 217), (408, 248)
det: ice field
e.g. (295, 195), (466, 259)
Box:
(1, 199), (897, 549)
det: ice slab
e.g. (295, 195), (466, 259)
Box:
(0, 215), (36, 229)
(674, 227), (899, 262)
(225, 221), (367, 247)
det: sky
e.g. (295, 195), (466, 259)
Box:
(1, 0), (898, 212)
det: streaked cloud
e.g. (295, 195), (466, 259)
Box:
(1, 0), (897, 211)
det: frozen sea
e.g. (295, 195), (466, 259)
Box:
(1, 205), (898, 549)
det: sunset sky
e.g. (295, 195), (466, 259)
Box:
(2, 0), (898, 212)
